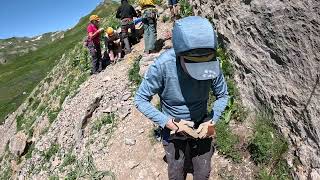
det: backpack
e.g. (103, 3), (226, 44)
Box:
(142, 8), (158, 23)
(138, 0), (155, 7)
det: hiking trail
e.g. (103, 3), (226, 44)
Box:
(2, 6), (254, 180)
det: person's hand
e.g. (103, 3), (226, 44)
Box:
(166, 118), (198, 138)
(98, 28), (104, 32)
(196, 120), (216, 139)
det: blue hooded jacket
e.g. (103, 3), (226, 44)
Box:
(134, 16), (229, 130)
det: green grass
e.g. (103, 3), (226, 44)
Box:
(48, 109), (61, 124)
(92, 113), (115, 132)
(248, 111), (288, 164)
(162, 15), (170, 23)
(16, 113), (25, 131)
(65, 170), (77, 180)
(215, 120), (242, 162)
(155, 0), (163, 6)
(179, 0), (193, 17)
(16, 113), (37, 132)
(64, 154), (115, 180)
(128, 55), (142, 87)
(49, 175), (59, 180)
(248, 111), (292, 179)
(25, 143), (35, 159)
(62, 153), (77, 168)
(0, 1), (119, 123)
(44, 144), (60, 161)
(258, 160), (292, 180)
(205, 47), (244, 162)
(0, 165), (12, 180)
(106, 14), (121, 30)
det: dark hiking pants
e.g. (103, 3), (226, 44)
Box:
(89, 44), (102, 74)
(163, 138), (214, 180)
(121, 19), (135, 53)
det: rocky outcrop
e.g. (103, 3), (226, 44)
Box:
(9, 131), (27, 157)
(191, 0), (320, 179)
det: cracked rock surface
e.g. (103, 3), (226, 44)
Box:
(191, 0), (320, 178)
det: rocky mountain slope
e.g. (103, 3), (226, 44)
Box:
(190, 0), (320, 179)
(0, 11), (258, 178)
(0, 0), (318, 179)
(0, 31), (64, 64)
(0, 0), (119, 124)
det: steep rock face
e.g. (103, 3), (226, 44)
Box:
(191, 0), (320, 179)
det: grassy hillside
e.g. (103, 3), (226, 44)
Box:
(0, 0), (119, 123)
(0, 32), (64, 64)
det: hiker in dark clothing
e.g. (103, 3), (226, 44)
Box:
(105, 27), (122, 64)
(87, 15), (104, 74)
(116, 0), (138, 54)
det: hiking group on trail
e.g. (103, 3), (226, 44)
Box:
(86, 0), (182, 75)
(86, 0), (229, 179)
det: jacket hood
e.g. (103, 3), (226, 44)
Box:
(172, 16), (217, 56)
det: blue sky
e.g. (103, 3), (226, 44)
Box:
(0, 0), (104, 39)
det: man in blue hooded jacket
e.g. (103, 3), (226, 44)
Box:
(135, 16), (229, 179)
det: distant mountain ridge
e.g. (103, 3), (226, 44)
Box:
(0, 31), (64, 64)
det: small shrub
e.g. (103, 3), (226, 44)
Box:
(271, 159), (292, 180)
(155, 0), (162, 6)
(92, 113), (115, 132)
(37, 104), (46, 115)
(231, 101), (248, 122)
(248, 110), (292, 179)
(28, 128), (34, 139)
(128, 55), (142, 87)
(65, 170), (77, 180)
(61, 153), (76, 168)
(16, 114), (24, 131)
(24, 116), (37, 132)
(217, 48), (234, 79)
(28, 97), (34, 104)
(44, 144), (59, 161)
(0, 165), (12, 180)
(48, 109), (61, 124)
(59, 89), (70, 106)
(248, 111), (288, 164)
(179, 0), (193, 17)
(258, 160), (292, 180)
(106, 15), (121, 30)
(215, 121), (242, 162)
(162, 15), (170, 23)
(25, 143), (35, 159)
(32, 99), (41, 110)
(45, 77), (53, 84)
(70, 154), (115, 180)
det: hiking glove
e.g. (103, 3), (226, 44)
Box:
(170, 119), (199, 138)
(196, 120), (216, 139)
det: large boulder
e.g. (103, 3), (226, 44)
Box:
(9, 131), (28, 157)
(190, 0), (320, 179)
